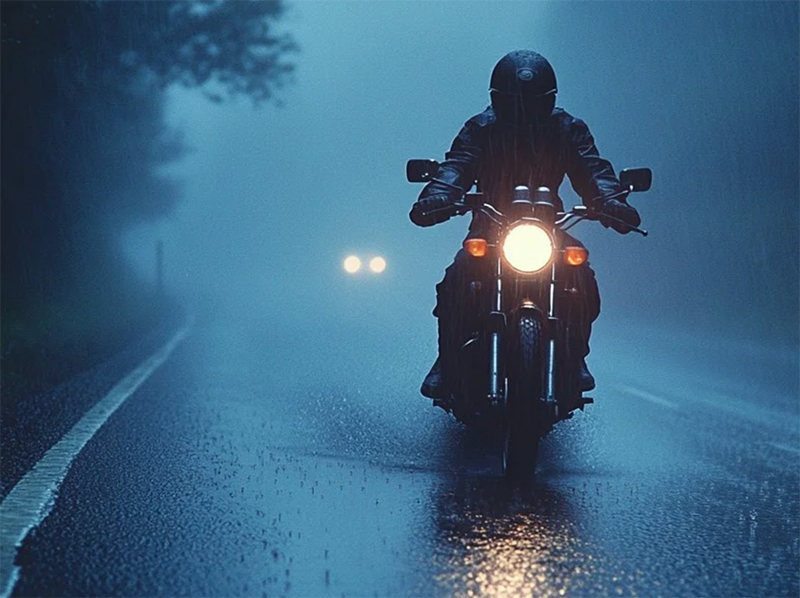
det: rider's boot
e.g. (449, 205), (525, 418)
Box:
(422, 305), (452, 400)
(578, 359), (596, 392)
(420, 357), (448, 399)
(577, 315), (596, 392)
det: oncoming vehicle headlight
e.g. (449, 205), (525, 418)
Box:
(502, 223), (553, 273)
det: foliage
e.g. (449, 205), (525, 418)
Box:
(0, 0), (295, 364)
(112, 0), (297, 104)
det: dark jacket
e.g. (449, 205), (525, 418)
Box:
(411, 106), (624, 233)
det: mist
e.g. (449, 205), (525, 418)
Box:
(2, 4), (798, 594)
(119, 1), (799, 364)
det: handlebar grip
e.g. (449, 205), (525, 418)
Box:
(452, 202), (470, 216)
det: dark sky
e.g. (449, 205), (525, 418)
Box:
(123, 0), (799, 346)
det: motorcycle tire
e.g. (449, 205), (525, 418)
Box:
(502, 313), (543, 479)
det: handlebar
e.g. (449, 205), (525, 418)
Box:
(566, 205), (648, 236)
(452, 197), (647, 237)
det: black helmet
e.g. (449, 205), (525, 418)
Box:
(490, 50), (557, 125)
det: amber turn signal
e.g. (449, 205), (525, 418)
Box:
(564, 246), (588, 266)
(464, 238), (488, 258)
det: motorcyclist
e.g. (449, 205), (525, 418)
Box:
(410, 49), (641, 400)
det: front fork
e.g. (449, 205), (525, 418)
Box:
(545, 262), (558, 417)
(487, 258), (559, 417)
(488, 257), (504, 403)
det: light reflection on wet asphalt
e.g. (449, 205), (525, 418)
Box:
(10, 317), (799, 597)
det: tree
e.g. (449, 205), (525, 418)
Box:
(1, 0), (296, 303)
(0, 0), (296, 379)
(110, 0), (296, 104)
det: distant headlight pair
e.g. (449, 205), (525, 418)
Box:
(343, 255), (386, 274)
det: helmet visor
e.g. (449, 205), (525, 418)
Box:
(491, 89), (555, 125)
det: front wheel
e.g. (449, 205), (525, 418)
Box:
(502, 314), (544, 478)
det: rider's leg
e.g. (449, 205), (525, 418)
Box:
(421, 251), (469, 399)
(420, 310), (449, 399)
(560, 232), (600, 392)
(421, 258), (457, 399)
(577, 258), (600, 391)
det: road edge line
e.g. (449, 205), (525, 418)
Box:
(0, 323), (191, 598)
(616, 384), (679, 410)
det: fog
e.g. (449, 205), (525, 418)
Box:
(3, 6), (798, 592)
(123, 1), (799, 352)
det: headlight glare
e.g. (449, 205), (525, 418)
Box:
(502, 223), (553, 272)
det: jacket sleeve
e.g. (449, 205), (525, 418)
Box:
(564, 116), (625, 208)
(423, 117), (482, 190)
(409, 118), (483, 227)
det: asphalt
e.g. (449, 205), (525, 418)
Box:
(3, 313), (798, 597)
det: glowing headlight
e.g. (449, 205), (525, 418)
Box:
(502, 223), (553, 272)
(343, 255), (361, 274)
(369, 256), (386, 273)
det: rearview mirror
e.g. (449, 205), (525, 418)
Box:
(619, 167), (652, 192)
(406, 159), (439, 183)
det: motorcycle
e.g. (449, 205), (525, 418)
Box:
(407, 159), (652, 476)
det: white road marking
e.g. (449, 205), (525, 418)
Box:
(763, 441), (800, 455)
(0, 324), (191, 598)
(687, 386), (797, 433)
(618, 383), (799, 439)
(616, 385), (679, 410)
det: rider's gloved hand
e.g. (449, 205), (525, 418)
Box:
(410, 194), (460, 227)
(599, 198), (641, 234)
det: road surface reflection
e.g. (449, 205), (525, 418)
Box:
(430, 472), (602, 598)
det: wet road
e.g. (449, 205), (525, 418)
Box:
(3, 313), (799, 597)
